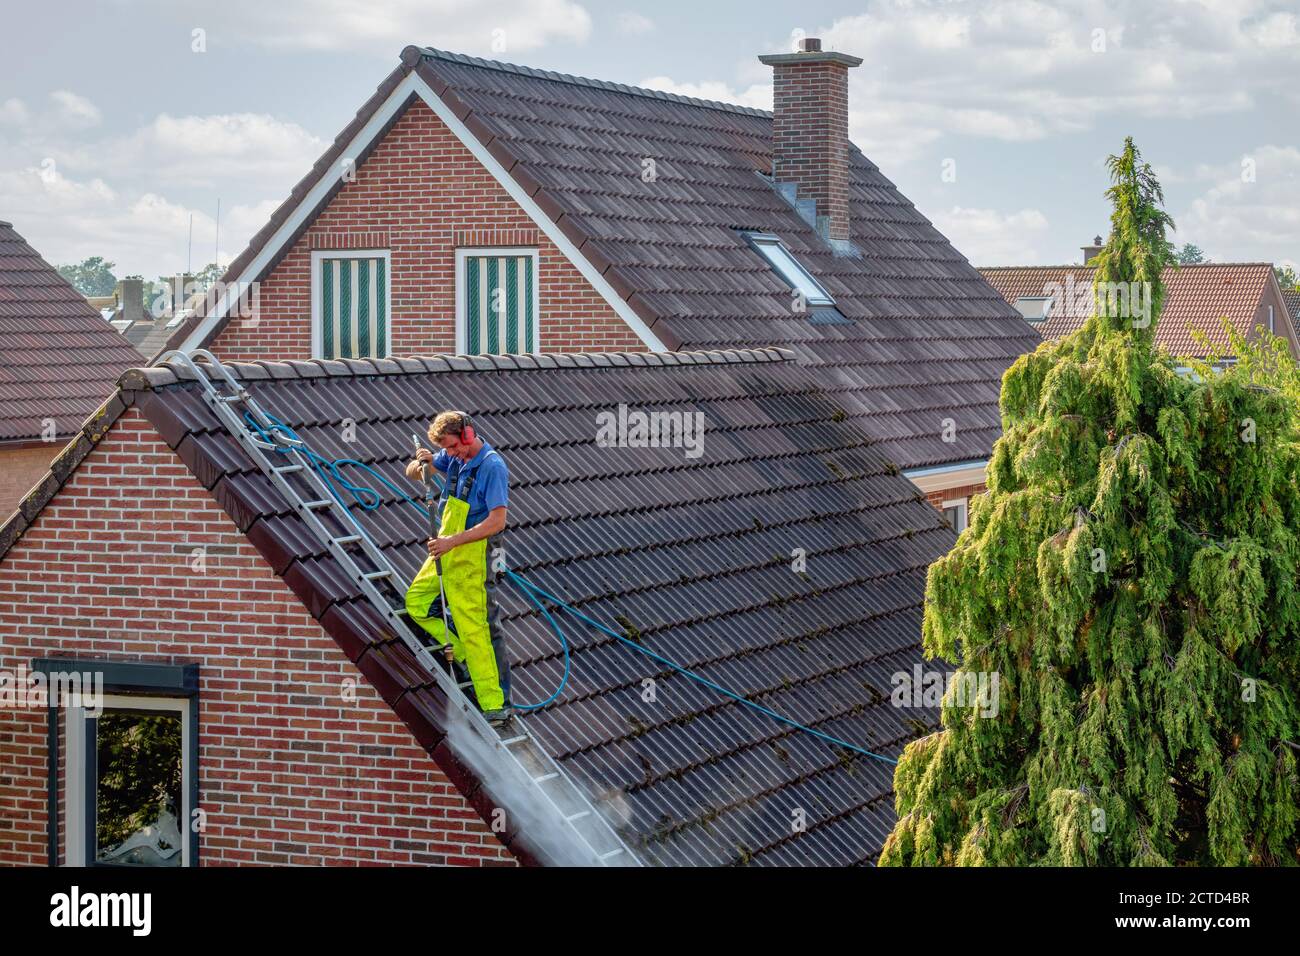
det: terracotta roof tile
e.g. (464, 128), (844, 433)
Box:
(981, 262), (1283, 357)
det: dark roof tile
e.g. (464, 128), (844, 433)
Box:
(0, 221), (141, 441)
(124, 349), (946, 865)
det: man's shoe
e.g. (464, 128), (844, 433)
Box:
(483, 706), (513, 728)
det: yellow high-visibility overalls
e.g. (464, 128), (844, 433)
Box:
(404, 456), (510, 711)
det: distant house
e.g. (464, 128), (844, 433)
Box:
(0, 220), (141, 517)
(105, 276), (203, 361)
(161, 40), (1039, 532)
(981, 238), (1300, 364)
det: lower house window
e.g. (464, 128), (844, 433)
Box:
(456, 248), (539, 354)
(34, 658), (199, 867)
(311, 249), (390, 359)
(942, 498), (968, 533)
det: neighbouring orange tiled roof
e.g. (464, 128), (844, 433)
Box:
(979, 262), (1280, 358)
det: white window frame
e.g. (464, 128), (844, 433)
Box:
(1014, 296), (1055, 324)
(455, 247), (542, 354)
(310, 248), (392, 360)
(66, 694), (194, 867)
(745, 233), (834, 306)
(942, 498), (969, 534)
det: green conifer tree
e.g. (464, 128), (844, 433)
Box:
(881, 138), (1300, 866)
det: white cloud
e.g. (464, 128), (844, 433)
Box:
(50, 90), (101, 127)
(0, 96), (325, 277)
(98, 113), (327, 189)
(650, 1), (1299, 168)
(637, 76), (771, 110)
(1176, 145), (1300, 262)
(162, 0), (592, 54)
(932, 205), (1051, 266)
(0, 98), (28, 125)
(616, 12), (655, 36)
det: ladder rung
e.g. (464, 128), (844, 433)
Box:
(534, 772), (559, 783)
(218, 393), (246, 404)
(499, 734), (528, 747)
(333, 534), (362, 544)
(363, 570), (391, 580)
(566, 811), (591, 823)
(304, 499), (333, 509)
(599, 848), (626, 860)
(273, 463), (304, 474)
(457, 680), (474, 689)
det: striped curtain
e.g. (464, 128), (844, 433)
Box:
(463, 254), (535, 353)
(320, 256), (386, 359)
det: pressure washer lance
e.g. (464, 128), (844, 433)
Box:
(412, 434), (457, 679)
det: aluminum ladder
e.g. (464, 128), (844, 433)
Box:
(157, 349), (638, 867)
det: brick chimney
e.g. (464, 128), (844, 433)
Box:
(759, 38), (863, 245)
(1082, 235), (1104, 264)
(118, 278), (144, 324)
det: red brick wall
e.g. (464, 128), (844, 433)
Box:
(924, 483), (987, 527)
(0, 445), (59, 521)
(0, 408), (514, 866)
(212, 99), (644, 361)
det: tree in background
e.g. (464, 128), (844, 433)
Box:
(1175, 243), (1206, 265)
(193, 261), (222, 290)
(57, 256), (117, 296)
(1276, 265), (1299, 291)
(881, 137), (1300, 866)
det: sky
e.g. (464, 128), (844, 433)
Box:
(0, 0), (1296, 279)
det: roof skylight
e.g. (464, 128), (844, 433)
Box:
(744, 233), (834, 307)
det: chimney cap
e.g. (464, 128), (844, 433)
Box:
(759, 39), (863, 68)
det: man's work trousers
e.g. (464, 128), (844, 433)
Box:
(404, 495), (510, 711)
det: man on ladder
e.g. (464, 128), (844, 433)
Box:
(405, 411), (513, 727)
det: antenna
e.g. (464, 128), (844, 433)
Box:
(186, 213), (193, 275)
(214, 198), (221, 276)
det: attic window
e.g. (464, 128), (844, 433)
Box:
(1014, 296), (1055, 323)
(456, 248), (540, 354)
(744, 233), (834, 307)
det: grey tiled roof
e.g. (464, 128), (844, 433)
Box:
(169, 47), (1040, 472)
(120, 348), (950, 865)
(0, 221), (141, 442)
(411, 49), (1040, 471)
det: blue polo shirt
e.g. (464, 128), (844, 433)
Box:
(433, 442), (509, 530)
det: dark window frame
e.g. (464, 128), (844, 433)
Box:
(32, 657), (200, 868)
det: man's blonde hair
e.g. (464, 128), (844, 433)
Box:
(429, 410), (471, 442)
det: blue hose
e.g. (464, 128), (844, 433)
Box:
(243, 412), (897, 766)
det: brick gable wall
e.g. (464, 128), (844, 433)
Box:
(211, 98), (644, 361)
(0, 445), (60, 520)
(0, 408), (514, 866)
